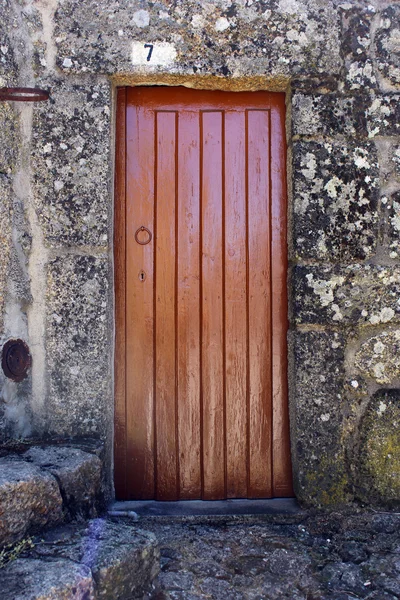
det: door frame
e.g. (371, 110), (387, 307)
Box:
(113, 85), (293, 500)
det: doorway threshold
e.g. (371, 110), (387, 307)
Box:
(109, 498), (301, 517)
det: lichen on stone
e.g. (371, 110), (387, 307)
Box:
(31, 76), (111, 248)
(293, 140), (379, 261)
(355, 330), (400, 384)
(366, 95), (400, 138)
(357, 389), (400, 507)
(375, 5), (400, 88)
(295, 264), (400, 325)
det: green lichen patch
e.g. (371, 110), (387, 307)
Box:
(293, 330), (350, 506)
(356, 390), (400, 507)
(0, 537), (34, 569)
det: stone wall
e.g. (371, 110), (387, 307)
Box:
(0, 0), (399, 506)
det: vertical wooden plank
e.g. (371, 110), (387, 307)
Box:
(247, 109), (273, 498)
(155, 111), (178, 500)
(271, 96), (293, 497)
(114, 87), (127, 499)
(201, 111), (225, 500)
(224, 110), (248, 498)
(125, 94), (155, 499)
(177, 111), (202, 499)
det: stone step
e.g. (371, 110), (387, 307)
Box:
(1, 519), (160, 600)
(0, 445), (103, 548)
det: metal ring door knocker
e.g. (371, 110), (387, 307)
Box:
(134, 226), (152, 245)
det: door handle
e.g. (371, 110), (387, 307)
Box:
(134, 226), (152, 245)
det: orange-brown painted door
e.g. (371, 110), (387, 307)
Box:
(114, 87), (293, 500)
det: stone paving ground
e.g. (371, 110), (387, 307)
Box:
(140, 510), (400, 600)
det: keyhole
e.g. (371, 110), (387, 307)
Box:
(139, 270), (146, 282)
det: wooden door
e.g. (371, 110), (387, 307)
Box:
(114, 87), (292, 500)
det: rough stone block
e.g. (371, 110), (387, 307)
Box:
(293, 140), (379, 261)
(0, 457), (62, 547)
(24, 446), (103, 518)
(355, 329), (400, 384)
(375, 5), (400, 88)
(366, 95), (400, 137)
(46, 255), (110, 438)
(392, 144), (400, 177)
(53, 0), (341, 78)
(31, 76), (111, 247)
(2, 519), (159, 599)
(292, 94), (366, 137)
(357, 389), (400, 506)
(0, 7), (19, 86)
(81, 519), (160, 599)
(341, 4), (377, 91)
(0, 174), (12, 334)
(380, 191), (400, 259)
(294, 264), (400, 325)
(0, 103), (19, 175)
(2, 558), (94, 600)
(375, 139), (400, 185)
(291, 330), (349, 506)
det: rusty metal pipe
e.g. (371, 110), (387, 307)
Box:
(0, 87), (50, 102)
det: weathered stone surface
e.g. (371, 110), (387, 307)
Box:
(375, 139), (400, 185)
(392, 144), (400, 177)
(31, 77), (111, 247)
(354, 330), (400, 384)
(292, 93), (366, 137)
(145, 511), (400, 599)
(2, 558), (94, 600)
(375, 5), (400, 88)
(4, 509), (400, 600)
(293, 140), (379, 261)
(291, 330), (349, 506)
(2, 518), (159, 598)
(0, 104), (19, 176)
(0, 0), (399, 511)
(380, 191), (400, 259)
(0, 174), (12, 336)
(24, 446), (103, 518)
(46, 255), (110, 438)
(357, 390), (400, 506)
(53, 0), (341, 78)
(341, 4), (377, 91)
(366, 95), (400, 137)
(0, 4), (19, 87)
(294, 264), (400, 325)
(0, 38), (19, 336)
(81, 519), (160, 599)
(0, 457), (62, 547)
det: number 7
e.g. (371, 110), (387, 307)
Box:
(144, 44), (153, 62)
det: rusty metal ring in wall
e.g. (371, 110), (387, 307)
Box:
(134, 226), (152, 245)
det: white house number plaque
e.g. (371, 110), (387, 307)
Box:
(131, 42), (177, 66)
